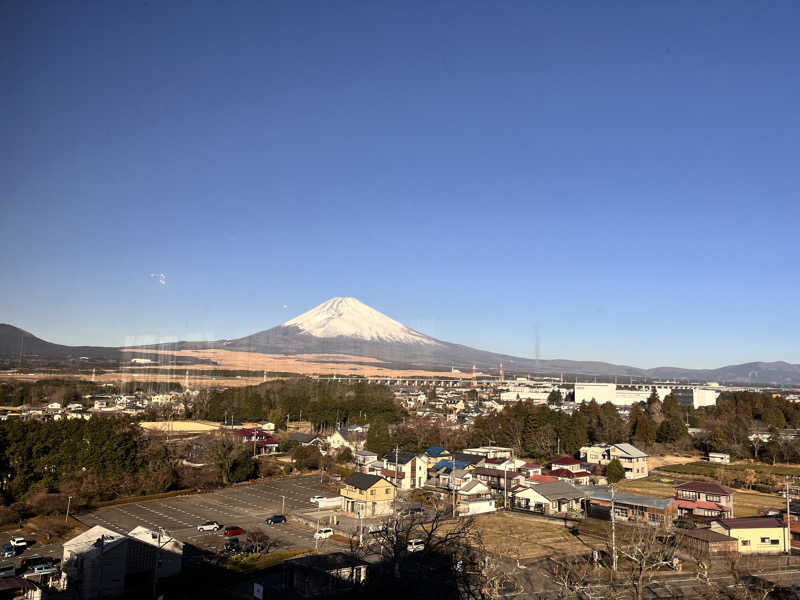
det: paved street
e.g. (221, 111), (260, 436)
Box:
(75, 474), (345, 553)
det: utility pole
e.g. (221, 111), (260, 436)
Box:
(281, 495), (286, 515)
(151, 528), (166, 600)
(451, 455), (456, 517)
(393, 446), (399, 514)
(65, 496), (72, 523)
(611, 486), (617, 571)
(786, 476), (792, 555)
(358, 511), (363, 547)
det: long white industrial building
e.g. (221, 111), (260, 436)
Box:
(574, 383), (720, 408)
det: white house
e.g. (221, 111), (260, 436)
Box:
(455, 480), (495, 516)
(579, 443), (649, 480)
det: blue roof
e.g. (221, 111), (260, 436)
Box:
(426, 446), (448, 457)
(434, 459), (470, 471)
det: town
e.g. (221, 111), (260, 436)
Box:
(1, 372), (800, 598)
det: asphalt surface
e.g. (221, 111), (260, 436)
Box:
(74, 474), (345, 554)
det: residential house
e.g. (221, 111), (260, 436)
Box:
(455, 480), (496, 516)
(674, 481), (734, 520)
(340, 473), (396, 517)
(424, 446), (451, 469)
(710, 517), (789, 555)
(526, 474), (558, 485)
(363, 460), (384, 476)
(483, 457), (526, 471)
(472, 467), (525, 492)
(232, 429), (279, 455)
(518, 462), (542, 477)
(462, 446), (512, 459)
(326, 429), (366, 452)
(288, 433), (326, 450)
(511, 481), (584, 515)
(354, 450), (378, 472)
(675, 528), (738, 558)
(382, 451), (427, 490)
(546, 457), (593, 485)
(584, 488), (678, 526)
(579, 443), (649, 480)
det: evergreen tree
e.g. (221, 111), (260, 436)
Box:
(547, 389), (563, 405)
(366, 421), (393, 456)
(710, 427), (727, 452)
(605, 458), (626, 484)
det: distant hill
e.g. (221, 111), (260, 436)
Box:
(3, 298), (800, 385)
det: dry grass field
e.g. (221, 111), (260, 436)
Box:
(468, 512), (601, 560)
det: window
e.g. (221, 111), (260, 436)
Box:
(706, 495), (721, 502)
(760, 537), (770, 543)
(771, 539), (780, 545)
(370, 490), (375, 496)
(741, 540), (750, 546)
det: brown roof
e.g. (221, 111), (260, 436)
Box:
(551, 456), (582, 466)
(717, 517), (784, 530)
(675, 480), (735, 495)
(675, 528), (737, 542)
(473, 467), (522, 478)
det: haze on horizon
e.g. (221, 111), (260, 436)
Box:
(2, 1), (799, 370)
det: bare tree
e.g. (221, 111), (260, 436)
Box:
(612, 526), (679, 600)
(244, 530), (278, 556)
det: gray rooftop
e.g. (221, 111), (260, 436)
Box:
(529, 480), (585, 501)
(613, 443), (648, 458)
(584, 486), (673, 510)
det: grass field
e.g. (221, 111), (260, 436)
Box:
(471, 512), (601, 560)
(617, 474), (783, 517)
(658, 460), (800, 479)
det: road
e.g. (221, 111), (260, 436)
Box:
(74, 474), (345, 554)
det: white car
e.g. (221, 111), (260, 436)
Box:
(310, 496), (324, 504)
(9, 537), (27, 548)
(314, 528), (333, 540)
(197, 521), (222, 532)
(407, 538), (424, 553)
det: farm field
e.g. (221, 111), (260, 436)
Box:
(618, 474), (783, 517)
(470, 512), (601, 560)
(658, 460), (800, 479)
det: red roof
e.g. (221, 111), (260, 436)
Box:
(255, 438), (278, 447)
(676, 499), (730, 512)
(484, 458), (504, 464)
(528, 475), (557, 483)
(522, 462), (541, 469)
(551, 456), (582, 466)
(547, 468), (591, 479)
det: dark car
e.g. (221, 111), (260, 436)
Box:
(18, 556), (53, 574)
(223, 538), (240, 553)
(223, 526), (244, 537)
(265, 514), (286, 525)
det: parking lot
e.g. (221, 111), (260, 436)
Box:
(75, 474), (346, 553)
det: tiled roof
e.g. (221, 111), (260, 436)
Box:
(344, 472), (391, 491)
(528, 475), (557, 483)
(586, 488), (675, 510)
(613, 443), (648, 458)
(676, 499), (729, 512)
(551, 456), (582, 466)
(717, 517), (784, 530)
(675, 481), (735, 495)
(473, 467), (522, 479)
(675, 528), (737, 542)
(383, 451), (418, 465)
(527, 481), (585, 501)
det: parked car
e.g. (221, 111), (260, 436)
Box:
(2, 544), (15, 558)
(310, 496), (324, 504)
(19, 556), (52, 572)
(265, 515), (287, 525)
(314, 528), (333, 540)
(224, 526), (244, 537)
(407, 539), (424, 553)
(197, 521), (222, 532)
(32, 565), (58, 575)
(223, 538), (240, 553)
(9, 538), (26, 549)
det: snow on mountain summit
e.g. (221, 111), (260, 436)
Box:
(282, 297), (439, 345)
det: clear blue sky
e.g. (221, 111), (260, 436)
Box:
(2, 1), (798, 369)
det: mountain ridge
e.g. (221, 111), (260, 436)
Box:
(2, 297), (799, 385)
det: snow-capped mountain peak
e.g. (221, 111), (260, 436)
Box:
(282, 297), (439, 345)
